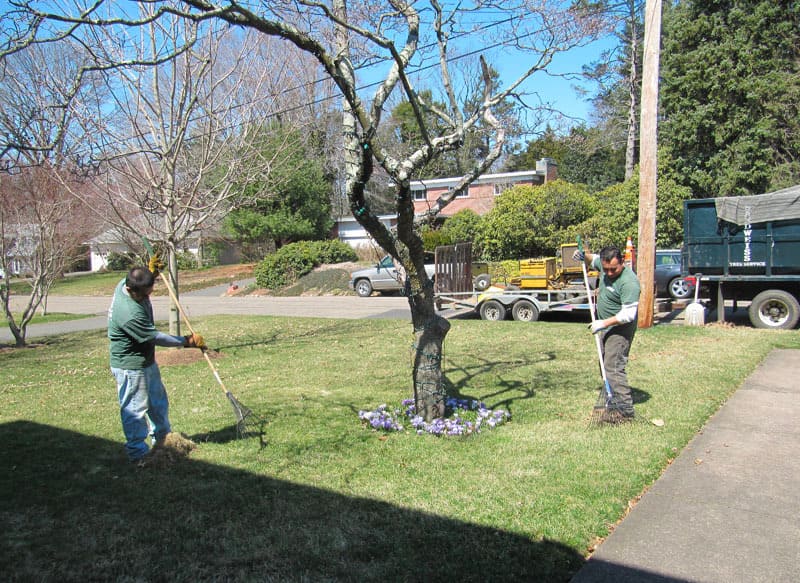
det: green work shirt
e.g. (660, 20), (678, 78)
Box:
(591, 256), (641, 321)
(108, 279), (158, 369)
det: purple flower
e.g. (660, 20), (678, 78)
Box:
(358, 399), (509, 436)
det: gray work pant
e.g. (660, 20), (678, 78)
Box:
(600, 323), (636, 415)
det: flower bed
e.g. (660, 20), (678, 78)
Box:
(358, 397), (510, 437)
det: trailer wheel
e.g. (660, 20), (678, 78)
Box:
(748, 290), (800, 329)
(511, 300), (539, 322)
(479, 300), (507, 321)
(473, 273), (492, 292)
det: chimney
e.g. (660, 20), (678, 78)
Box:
(536, 158), (558, 183)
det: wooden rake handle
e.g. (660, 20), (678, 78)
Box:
(143, 238), (229, 395)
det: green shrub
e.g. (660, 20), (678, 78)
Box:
(105, 252), (137, 271)
(200, 242), (223, 267)
(311, 239), (358, 264)
(420, 228), (452, 252)
(254, 240), (356, 289)
(176, 251), (199, 270)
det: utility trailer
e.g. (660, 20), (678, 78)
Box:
(682, 186), (800, 329)
(434, 243), (591, 321)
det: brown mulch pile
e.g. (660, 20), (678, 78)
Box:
(140, 432), (197, 468)
(156, 348), (222, 366)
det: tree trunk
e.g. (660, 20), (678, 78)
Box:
(625, 16), (639, 181)
(407, 282), (451, 422)
(167, 245), (181, 336)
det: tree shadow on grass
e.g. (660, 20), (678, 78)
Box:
(1, 420), (584, 582)
(443, 352), (560, 416)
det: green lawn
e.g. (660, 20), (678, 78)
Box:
(1, 316), (798, 581)
(6, 265), (256, 297)
(14, 312), (95, 324)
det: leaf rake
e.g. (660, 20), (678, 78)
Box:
(143, 238), (267, 445)
(577, 236), (616, 425)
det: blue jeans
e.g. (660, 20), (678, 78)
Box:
(111, 363), (171, 461)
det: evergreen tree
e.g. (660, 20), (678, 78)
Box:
(223, 124), (334, 259)
(505, 125), (624, 192)
(660, 1), (800, 198)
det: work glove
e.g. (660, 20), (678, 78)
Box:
(589, 320), (607, 334)
(148, 254), (165, 277)
(572, 248), (586, 262)
(184, 333), (206, 350)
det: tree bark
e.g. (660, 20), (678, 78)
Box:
(409, 288), (450, 421)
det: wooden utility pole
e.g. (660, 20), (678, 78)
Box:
(637, 0), (662, 329)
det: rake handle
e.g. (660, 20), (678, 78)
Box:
(577, 237), (613, 397)
(142, 237), (229, 395)
(158, 270), (229, 394)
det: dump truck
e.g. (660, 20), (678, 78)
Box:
(682, 185), (800, 329)
(434, 243), (592, 321)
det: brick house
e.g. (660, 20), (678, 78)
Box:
(411, 158), (558, 217)
(333, 159), (557, 250)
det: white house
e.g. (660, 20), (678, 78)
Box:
(331, 214), (398, 251)
(87, 228), (204, 272)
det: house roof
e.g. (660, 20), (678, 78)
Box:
(409, 169), (544, 190)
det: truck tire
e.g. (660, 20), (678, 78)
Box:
(748, 289), (800, 329)
(511, 299), (539, 322)
(479, 299), (507, 321)
(473, 273), (492, 292)
(354, 279), (373, 297)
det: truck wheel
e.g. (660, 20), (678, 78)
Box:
(749, 290), (800, 329)
(668, 277), (692, 300)
(512, 300), (539, 322)
(479, 300), (507, 321)
(473, 273), (492, 292)
(354, 279), (373, 297)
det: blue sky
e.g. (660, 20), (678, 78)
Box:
(495, 35), (619, 128)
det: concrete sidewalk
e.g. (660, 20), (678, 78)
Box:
(572, 348), (800, 583)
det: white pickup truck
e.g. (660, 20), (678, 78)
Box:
(348, 255), (435, 297)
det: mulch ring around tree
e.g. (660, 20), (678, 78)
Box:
(156, 347), (223, 366)
(138, 432), (198, 469)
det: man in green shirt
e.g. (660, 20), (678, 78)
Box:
(108, 266), (205, 463)
(575, 245), (641, 421)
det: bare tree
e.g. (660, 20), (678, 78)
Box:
(0, 169), (99, 346)
(2, 1), (603, 418)
(78, 10), (329, 334)
(0, 38), (107, 345)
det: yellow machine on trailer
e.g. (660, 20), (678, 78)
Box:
(508, 243), (598, 290)
(434, 243), (594, 321)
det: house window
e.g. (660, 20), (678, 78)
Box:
(493, 182), (513, 195)
(451, 186), (469, 199)
(413, 188), (427, 201)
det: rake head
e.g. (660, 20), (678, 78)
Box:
(588, 387), (636, 426)
(226, 391), (267, 447)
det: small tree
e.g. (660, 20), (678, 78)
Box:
(0, 169), (97, 346)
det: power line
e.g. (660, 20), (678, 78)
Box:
(2, 1), (631, 164)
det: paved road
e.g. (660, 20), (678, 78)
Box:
(3, 291), (754, 344)
(2, 293), (415, 343)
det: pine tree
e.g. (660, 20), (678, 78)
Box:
(660, 1), (800, 198)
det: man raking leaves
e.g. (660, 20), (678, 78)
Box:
(573, 242), (641, 423)
(107, 260), (206, 466)
(142, 238), (267, 444)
